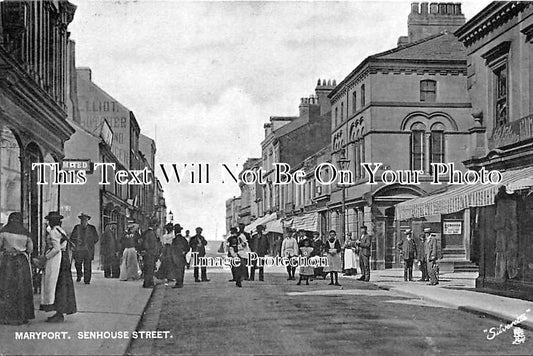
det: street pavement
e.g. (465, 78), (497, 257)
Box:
(0, 270), (152, 356)
(128, 267), (533, 355)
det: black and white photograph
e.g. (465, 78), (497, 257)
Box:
(1, 0), (533, 354)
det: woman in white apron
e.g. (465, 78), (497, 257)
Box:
(40, 211), (76, 323)
(324, 230), (342, 286)
(343, 233), (359, 276)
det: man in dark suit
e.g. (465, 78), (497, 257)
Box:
(70, 213), (99, 284)
(101, 221), (119, 278)
(140, 219), (159, 288)
(189, 226), (209, 282)
(426, 231), (440, 285)
(171, 224), (190, 288)
(397, 229), (417, 282)
(416, 228), (430, 282)
(227, 227), (244, 287)
(356, 225), (371, 282)
(249, 224), (269, 281)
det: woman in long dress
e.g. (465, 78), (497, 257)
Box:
(40, 211), (76, 323)
(0, 212), (35, 325)
(343, 234), (359, 276)
(120, 226), (140, 281)
(155, 223), (175, 282)
(297, 239), (314, 286)
(324, 230), (342, 286)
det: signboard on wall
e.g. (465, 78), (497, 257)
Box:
(443, 221), (462, 235)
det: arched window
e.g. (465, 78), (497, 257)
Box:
(430, 122), (445, 166)
(420, 80), (437, 102)
(360, 84), (366, 107)
(352, 91), (357, 113)
(334, 107), (338, 126)
(410, 122), (426, 171)
(1, 126), (21, 223)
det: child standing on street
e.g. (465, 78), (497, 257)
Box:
(297, 239), (314, 286)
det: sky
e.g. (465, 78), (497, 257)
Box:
(68, 0), (491, 240)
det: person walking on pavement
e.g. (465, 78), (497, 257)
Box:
(397, 229), (417, 282)
(140, 219), (159, 288)
(70, 212), (99, 284)
(119, 225), (141, 281)
(0, 212), (35, 325)
(156, 222), (175, 282)
(40, 211), (77, 323)
(281, 232), (298, 280)
(101, 222), (120, 278)
(238, 223), (251, 280)
(249, 224), (269, 281)
(426, 231), (440, 285)
(171, 224), (190, 288)
(324, 230), (342, 286)
(416, 228), (430, 282)
(189, 227), (209, 282)
(356, 225), (371, 282)
(227, 227), (245, 287)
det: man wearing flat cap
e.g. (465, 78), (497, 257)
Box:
(70, 213), (99, 284)
(397, 229), (417, 282)
(356, 225), (372, 282)
(189, 226), (209, 282)
(249, 224), (269, 281)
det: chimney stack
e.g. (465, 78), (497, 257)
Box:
(404, 2), (465, 43)
(76, 67), (92, 82)
(314, 78), (336, 116)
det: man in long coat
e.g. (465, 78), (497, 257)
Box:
(171, 224), (190, 288)
(249, 224), (269, 281)
(189, 227), (209, 282)
(397, 229), (417, 281)
(416, 228), (430, 282)
(70, 213), (99, 284)
(140, 220), (159, 288)
(356, 225), (371, 282)
(426, 231), (440, 285)
(100, 222), (119, 278)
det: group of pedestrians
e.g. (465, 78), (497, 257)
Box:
(397, 227), (441, 285)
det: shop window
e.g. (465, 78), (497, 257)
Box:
(0, 126), (21, 226)
(420, 80), (437, 102)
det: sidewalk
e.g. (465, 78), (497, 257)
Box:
(0, 270), (152, 356)
(347, 268), (533, 330)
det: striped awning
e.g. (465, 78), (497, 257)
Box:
(395, 166), (533, 221)
(284, 212), (319, 232)
(244, 212), (277, 233)
(265, 219), (283, 234)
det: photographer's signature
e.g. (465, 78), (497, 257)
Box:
(483, 308), (530, 344)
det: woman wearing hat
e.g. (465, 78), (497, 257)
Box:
(119, 225), (141, 281)
(40, 211), (77, 323)
(0, 212), (35, 325)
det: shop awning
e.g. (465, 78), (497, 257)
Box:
(265, 219), (283, 234)
(244, 212), (277, 233)
(395, 166), (533, 220)
(283, 212), (319, 232)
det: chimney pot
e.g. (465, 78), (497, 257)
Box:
(430, 3), (438, 14)
(333, 79), (337, 86)
(317, 78), (321, 86)
(411, 2), (419, 14)
(455, 3), (462, 15)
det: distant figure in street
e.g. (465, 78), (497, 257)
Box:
(356, 225), (371, 282)
(0, 212), (35, 325)
(426, 231), (440, 286)
(119, 225), (140, 281)
(281, 232), (298, 280)
(189, 227), (209, 282)
(185, 229), (191, 269)
(416, 228), (430, 282)
(297, 239), (314, 286)
(101, 222), (120, 278)
(227, 227), (245, 287)
(40, 211), (76, 323)
(170, 224), (190, 288)
(274, 235), (283, 257)
(343, 233), (359, 276)
(397, 229), (417, 282)
(324, 230), (342, 286)
(70, 212), (99, 284)
(249, 224), (269, 281)
(226, 231), (237, 282)
(140, 219), (159, 288)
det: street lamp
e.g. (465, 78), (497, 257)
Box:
(168, 210), (174, 223)
(337, 148), (351, 245)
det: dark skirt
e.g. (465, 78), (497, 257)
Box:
(156, 245), (182, 280)
(0, 253), (35, 325)
(40, 251), (77, 315)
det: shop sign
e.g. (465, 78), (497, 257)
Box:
(489, 114), (533, 149)
(443, 221), (462, 235)
(61, 159), (93, 173)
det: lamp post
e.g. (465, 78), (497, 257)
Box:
(337, 149), (351, 245)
